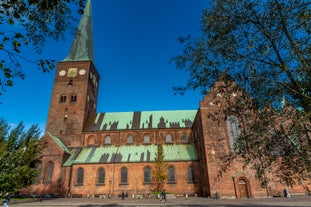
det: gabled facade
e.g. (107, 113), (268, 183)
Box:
(21, 0), (308, 199)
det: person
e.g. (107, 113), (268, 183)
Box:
(285, 189), (290, 198)
(161, 190), (166, 202)
(121, 192), (125, 200)
(3, 193), (10, 207)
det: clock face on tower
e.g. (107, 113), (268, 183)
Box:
(67, 68), (78, 77)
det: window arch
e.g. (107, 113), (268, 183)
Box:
(59, 94), (66, 103)
(165, 133), (172, 143)
(71, 93), (77, 102)
(105, 135), (111, 144)
(127, 134), (133, 144)
(168, 166), (175, 183)
(144, 134), (150, 143)
(226, 115), (241, 149)
(144, 166), (152, 183)
(45, 161), (54, 183)
(182, 133), (188, 142)
(120, 167), (128, 184)
(187, 166), (195, 182)
(35, 161), (42, 183)
(76, 167), (84, 185)
(97, 168), (105, 185)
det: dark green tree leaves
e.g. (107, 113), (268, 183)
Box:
(0, 119), (41, 193)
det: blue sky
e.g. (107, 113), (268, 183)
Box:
(0, 0), (207, 132)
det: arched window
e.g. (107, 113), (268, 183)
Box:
(144, 135), (150, 143)
(45, 161), (54, 183)
(71, 94), (77, 102)
(60, 94), (66, 103)
(127, 135), (133, 144)
(76, 168), (84, 185)
(120, 167), (128, 184)
(168, 166), (175, 183)
(35, 161), (42, 183)
(226, 115), (241, 149)
(166, 133), (172, 143)
(98, 168), (105, 185)
(144, 166), (151, 183)
(187, 166), (195, 182)
(105, 135), (111, 144)
(182, 133), (188, 142)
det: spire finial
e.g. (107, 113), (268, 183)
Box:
(63, 0), (94, 62)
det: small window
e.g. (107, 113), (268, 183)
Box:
(127, 135), (133, 144)
(182, 133), (188, 142)
(168, 166), (175, 183)
(120, 167), (128, 184)
(166, 133), (172, 143)
(187, 166), (195, 183)
(105, 136), (111, 144)
(144, 167), (152, 184)
(60, 95), (66, 103)
(76, 168), (84, 185)
(71, 94), (77, 102)
(98, 168), (105, 185)
(144, 135), (150, 143)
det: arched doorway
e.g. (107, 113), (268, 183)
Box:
(238, 178), (250, 198)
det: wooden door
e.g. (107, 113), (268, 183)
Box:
(238, 179), (249, 198)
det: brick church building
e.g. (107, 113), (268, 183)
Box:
(21, 0), (308, 199)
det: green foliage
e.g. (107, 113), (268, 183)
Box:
(152, 144), (168, 192)
(172, 0), (311, 189)
(171, 0), (311, 118)
(0, 119), (41, 194)
(0, 0), (84, 98)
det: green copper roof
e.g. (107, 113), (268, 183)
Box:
(47, 132), (71, 154)
(84, 110), (198, 131)
(63, 0), (94, 62)
(63, 144), (198, 166)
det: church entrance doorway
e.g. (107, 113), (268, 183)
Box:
(238, 178), (249, 198)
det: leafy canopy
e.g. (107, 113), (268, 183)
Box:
(172, 0), (311, 117)
(0, 119), (41, 194)
(0, 0), (84, 98)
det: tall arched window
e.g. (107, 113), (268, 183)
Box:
(168, 166), (175, 183)
(144, 166), (151, 183)
(187, 166), (195, 182)
(45, 161), (54, 183)
(98, 168), (105, 185)
(226, 115), (241, 149)
(105, 135), (111, 144)
(76, 168), (84, 185)
(35, 161), (42, 183)
(120, 167), (128, 184)
(182, 133), (188, 142)
(144, 135), (150, 143)
(166, 133), (172, 143)
(127, 135), (133, 144)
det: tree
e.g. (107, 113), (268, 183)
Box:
(0, 119), (41, 194)
(151, 144), (168, 193)
(171, 0), (311, 118)
(172, 0), (311, 188)
(0, 0), (84, 97)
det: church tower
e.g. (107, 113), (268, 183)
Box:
(45, 0), (99, 147)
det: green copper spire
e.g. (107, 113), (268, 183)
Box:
(63, 0), (94, 62)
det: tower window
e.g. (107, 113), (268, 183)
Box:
(105, 136), (111, 144)
(71, 94), (77, 102)
(60, 95), (66, 103)
(144, 135), (150, 143)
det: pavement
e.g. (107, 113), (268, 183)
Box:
(7, 195), (311, 207)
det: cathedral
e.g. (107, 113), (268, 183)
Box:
(21, 0), (308, 199)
